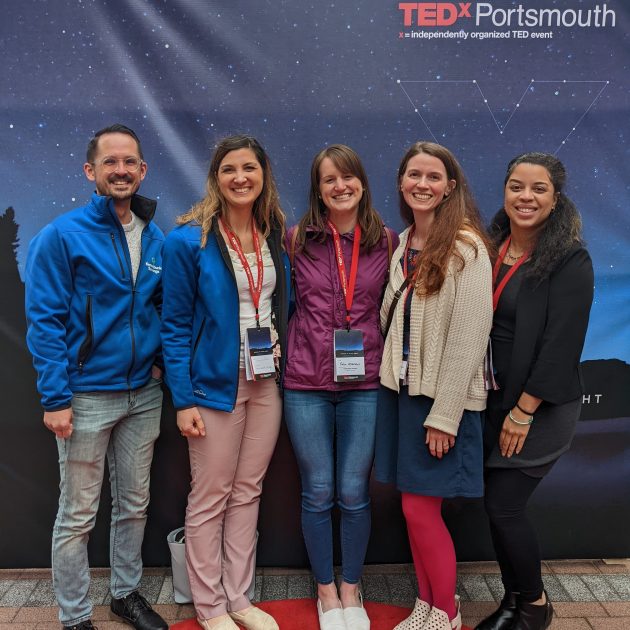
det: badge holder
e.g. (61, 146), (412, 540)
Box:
(483, 338), (500, 391)
(333, 329), (366, 382)
(399, 359), (409, 386)
(245, 326), (275, 381)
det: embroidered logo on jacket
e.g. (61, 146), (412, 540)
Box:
(145, 258), (162, 274)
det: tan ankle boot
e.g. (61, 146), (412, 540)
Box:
(394, 597), (431, 629)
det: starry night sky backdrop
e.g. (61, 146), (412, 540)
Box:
(3, 0), (628, 362)
(1, 1), (628, 567)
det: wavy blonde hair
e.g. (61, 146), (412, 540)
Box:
(177, 135), (285, 247)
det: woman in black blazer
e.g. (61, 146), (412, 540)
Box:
(476, 153), (594, 630)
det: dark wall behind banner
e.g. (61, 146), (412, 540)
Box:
(1, 0), (629, 568)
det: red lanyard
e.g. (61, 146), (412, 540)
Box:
(492, 236), (529, 312)
(220, 217), (264, 325)
(328, 220), (361, 329)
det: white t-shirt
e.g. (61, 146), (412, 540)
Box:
(122, 211), (146, 284)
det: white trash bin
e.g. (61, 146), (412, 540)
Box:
(167, 527), (257, 604)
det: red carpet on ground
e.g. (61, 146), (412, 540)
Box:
(170, 599), (472, 629)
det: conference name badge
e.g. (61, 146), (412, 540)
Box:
(245, 327), (275, 381)
(399, 359), (409, 385)
(483, 338), (500, 391)
(333, 329), (366, 383)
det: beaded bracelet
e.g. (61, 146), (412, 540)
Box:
(509, 409), (534, 426)
(516, 401), (536, 416)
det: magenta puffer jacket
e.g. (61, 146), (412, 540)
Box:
(283, 225), (398, 390)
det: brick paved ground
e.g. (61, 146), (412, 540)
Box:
(1, 559), (628, 629)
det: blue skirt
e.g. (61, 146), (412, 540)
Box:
(374, 385), (484, 498)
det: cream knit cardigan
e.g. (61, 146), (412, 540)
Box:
(379, 227), (493, 436)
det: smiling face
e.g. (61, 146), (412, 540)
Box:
(216, 148), (264, 213)
(84, 132), (146, 202)
(400, 152), (455, 221)
(504, 163), (558, 236)
(318, 157), (363, 222)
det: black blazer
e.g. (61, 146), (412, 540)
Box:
(500, 244), (594, 409)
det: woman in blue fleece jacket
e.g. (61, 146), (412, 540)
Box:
(161, 135), (290, 630)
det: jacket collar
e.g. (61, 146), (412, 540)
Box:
(89, 192), (157, 224)
(305, 222), (359, 240)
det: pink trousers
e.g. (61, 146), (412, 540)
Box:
(185, 371), (281, 620)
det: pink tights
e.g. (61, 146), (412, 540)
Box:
(401, 492), (457, 620)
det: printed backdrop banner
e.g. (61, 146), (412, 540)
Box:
(1, 1), (628, 568)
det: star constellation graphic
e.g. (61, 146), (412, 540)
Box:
(397, 79), (610, 154)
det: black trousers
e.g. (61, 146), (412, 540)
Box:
(484, 467), (545, 602)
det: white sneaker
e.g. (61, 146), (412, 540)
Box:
(317, 599), (347, 630)
(342, 592), (370, 630)
(393, 598), (431, 629)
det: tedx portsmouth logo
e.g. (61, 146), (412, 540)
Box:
(398, 2), (617, 41)
(399, 3), (472, 27)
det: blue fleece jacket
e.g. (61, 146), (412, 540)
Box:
(25, 193), (164, 410)
(161, 218), (290, 411)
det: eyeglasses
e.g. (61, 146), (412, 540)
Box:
(92, 157), (144, 173)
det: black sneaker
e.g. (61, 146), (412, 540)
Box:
(63, 622), (97, 630)
(110, 591), (167, 630)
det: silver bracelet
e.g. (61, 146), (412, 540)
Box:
(509, 409), (534, 425)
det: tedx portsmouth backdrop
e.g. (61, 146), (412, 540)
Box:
(1, 1), (628, 568)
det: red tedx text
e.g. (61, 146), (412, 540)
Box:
(399, 2), (472, 26)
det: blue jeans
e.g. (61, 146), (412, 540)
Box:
(52, 379), (162, 625)
(283, 389), (377, 585)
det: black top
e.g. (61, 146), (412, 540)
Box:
(494, 244), (594, 410)
(402, 248), (419, 360)
(484, 244), (594, 471)
(491, 262), (525, 387)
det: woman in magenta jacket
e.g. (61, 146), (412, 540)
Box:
(283, 144), (397, 630)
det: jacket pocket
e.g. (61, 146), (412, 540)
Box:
(191, 317), (206, 364)
(78, 294), (94, 373)
(110, 233), (126, 279)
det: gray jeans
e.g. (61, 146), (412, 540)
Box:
(52, 379), (162, 625)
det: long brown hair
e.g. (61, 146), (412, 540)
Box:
(398, 141), (490, 295)
(177, 135), (285, 247)
(294, 144), (385, 253)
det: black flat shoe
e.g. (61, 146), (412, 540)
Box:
(512, 592), (553, 630)
(475, 592), (518, 630)
(63, 621), (97, 630)
(110, 591), (168, 630)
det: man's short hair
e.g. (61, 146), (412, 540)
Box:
(86, 124), (144, 163)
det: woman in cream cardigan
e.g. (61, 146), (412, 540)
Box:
(375, 141), (493, 630)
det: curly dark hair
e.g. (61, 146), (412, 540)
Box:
(488, 152), (584, 280)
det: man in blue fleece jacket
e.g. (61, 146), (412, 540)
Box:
(25, 124), (167, 630)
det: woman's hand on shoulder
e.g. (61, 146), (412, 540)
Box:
(425, 426), (456, 459)
(177, 407), (206, 438)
